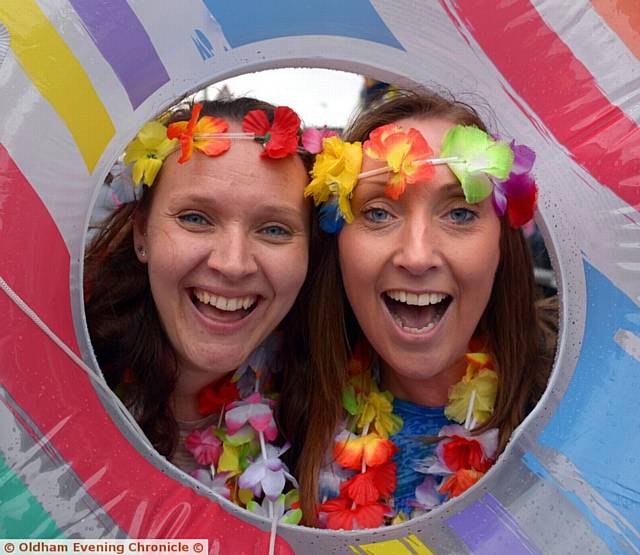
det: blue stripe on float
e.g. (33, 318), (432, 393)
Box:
(528, 257), (640, 551)
(202, 0), (405, 51)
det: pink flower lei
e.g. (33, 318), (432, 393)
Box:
(185, 334), (302, 528)
(317, 342), (500, 530)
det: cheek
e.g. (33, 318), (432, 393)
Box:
(461, 233), (501, 305)
(148, 240), (189, 283)
(338, 230), (378, 314)
(267, 244), (309, 302)
(338, 229), (360, 290)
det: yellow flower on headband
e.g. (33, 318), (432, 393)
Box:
(304, 136), (362, 224)
(124, 121), (177, 186)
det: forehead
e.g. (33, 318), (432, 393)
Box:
(152, 123), (308, 205)
(391, 116), (456, 153)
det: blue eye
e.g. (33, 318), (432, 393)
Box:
(364, 207), (392, 223)
(178, 213), (207, 225)
(261, 225), (290, 238)
(449, 208), (476, 223)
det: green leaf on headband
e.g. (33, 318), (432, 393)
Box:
(441, 125), (514, 204)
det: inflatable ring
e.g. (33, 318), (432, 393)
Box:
(1, 1), (639, 553)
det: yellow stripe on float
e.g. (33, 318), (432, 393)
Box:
(351, 535), (436, 555)
(405, 534), (436, 555)
(0, 0), (115, 172)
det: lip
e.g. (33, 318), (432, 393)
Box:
(379, 291), (452, 343)
(187, 287), (265, 336)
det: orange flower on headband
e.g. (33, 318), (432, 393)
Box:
(363, 124), (435, 199)
(167, 103), (231, 163)
(242, 106), (300, 159)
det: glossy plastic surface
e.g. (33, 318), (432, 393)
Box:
(0, 1), (638, 553)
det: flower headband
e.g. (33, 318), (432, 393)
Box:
(123, 103), (303, 187)
(304, 123), (538, 233)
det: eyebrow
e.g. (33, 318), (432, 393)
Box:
(252, 204), (306, 222)
(169, 194), (305, 221)
(440, 182), (465, 197)
(356, 180), (465, 198)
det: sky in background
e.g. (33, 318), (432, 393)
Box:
(197, 68), (365, 129)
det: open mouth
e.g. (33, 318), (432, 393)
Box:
(191, 288), (259, 322)
(383, 290), (452, 333)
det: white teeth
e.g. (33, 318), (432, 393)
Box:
(193, 289), (257, 312)
(386, 290), (447, 306)
(391, 314), (437, 333)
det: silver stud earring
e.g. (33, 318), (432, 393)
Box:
(137, 245), (146, 256)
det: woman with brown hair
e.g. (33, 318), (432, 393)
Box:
(279, 89), (557, 529)
(85, 97), (314, 524)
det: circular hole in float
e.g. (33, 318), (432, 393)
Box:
(83, 67), (560, 534)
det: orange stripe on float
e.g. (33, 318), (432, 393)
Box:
(592, 0), (640, 61)
(0, 0), (115, 172)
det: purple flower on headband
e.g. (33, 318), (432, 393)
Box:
(509, 141), (535, 175)
(491, 139), (537, 227)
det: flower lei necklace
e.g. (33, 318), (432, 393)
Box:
(317, 341), (499, 530)
(185, 334), (302, 535)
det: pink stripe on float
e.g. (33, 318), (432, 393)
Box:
(0, 145), (292, 553)
(443, 0), (640, 208)
(592, 0), (640, 61)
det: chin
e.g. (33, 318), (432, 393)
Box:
(384, 349), (461, 382)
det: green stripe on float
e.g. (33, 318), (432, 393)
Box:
(0, 0), (115, 173)
(0, 454), (64, 538)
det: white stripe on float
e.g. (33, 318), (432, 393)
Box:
(614, 329), (640, 363)
(532, 0), (640, 123)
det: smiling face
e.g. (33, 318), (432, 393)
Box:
(134, 122), (310, 395)
(338, 117), (501, 404)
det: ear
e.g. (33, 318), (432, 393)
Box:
(132, 210), (149, 264)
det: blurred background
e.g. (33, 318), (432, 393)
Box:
(194, 68), (365, 128)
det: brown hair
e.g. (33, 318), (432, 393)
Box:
(85, 97), (314, 457)
(279, 89), (557, 524)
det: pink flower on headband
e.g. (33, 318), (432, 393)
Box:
(301, 126), (338, 154)
(167, 103), (231, 163)
(242, 106), (300, 159)
(363, 124), (435, 199)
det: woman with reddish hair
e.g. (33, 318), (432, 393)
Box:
(279, 89), (557, 529)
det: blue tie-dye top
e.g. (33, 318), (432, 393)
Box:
(391, 398), (451, 515)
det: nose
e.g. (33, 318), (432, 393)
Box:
(392, 218), (442, 276)
(206, 226), (258, 280)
